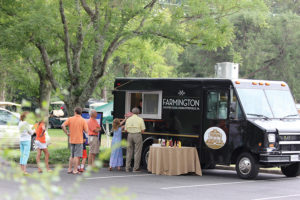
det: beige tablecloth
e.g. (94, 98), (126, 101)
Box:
(147, 146), (202, 176)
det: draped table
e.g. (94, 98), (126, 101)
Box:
(147, 146), (202, 176)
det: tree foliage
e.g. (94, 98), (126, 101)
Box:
(176, 0), (300, 101)
(1, 0), (267, 113)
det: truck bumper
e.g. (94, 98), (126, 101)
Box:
(260, 154), (300, 163)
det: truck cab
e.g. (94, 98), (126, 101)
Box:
(231, 79), (300, 179)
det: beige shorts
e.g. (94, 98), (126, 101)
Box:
(88, 135), (100, 154)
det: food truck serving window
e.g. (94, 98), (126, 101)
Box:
(125, 91), (162, 119)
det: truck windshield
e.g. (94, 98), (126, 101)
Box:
(236, 88), (299, 119)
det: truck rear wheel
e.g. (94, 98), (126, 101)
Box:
(236, 152), (259, 179)
(141, 146), (150, 169)
(281, 163), (300, 177)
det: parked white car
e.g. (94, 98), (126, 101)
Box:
(0, 108), (50, 150)
(0, 101), (21, 113)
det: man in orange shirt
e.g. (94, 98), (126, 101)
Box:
(62, 107), (88, 174)
(87, 109), (101, 167)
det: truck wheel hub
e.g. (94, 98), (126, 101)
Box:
(239, 158), (251, 175)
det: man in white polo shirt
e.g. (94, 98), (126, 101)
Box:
(125, 107), (146, 172)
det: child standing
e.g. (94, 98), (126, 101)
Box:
(35, 120), (51, 173)
(78, 132), (88, 172)
(109, 118), (126, 171)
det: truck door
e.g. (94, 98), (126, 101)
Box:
(228, 88), (245, 153)
(202, 89), (230, 166)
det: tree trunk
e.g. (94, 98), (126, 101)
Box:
(0, 70), (6, 101)
(123, 63), (130, 77)
(101, 87), (107, 102)
(64, 97), (85, 117)
(0, 89), (5, 101)
(0, 83), (5, 101)
(39, 79), (52, 125)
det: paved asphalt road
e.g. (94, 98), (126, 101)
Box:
(1, 168), (300, 200)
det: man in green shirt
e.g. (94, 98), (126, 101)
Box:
(125, 107), (146, 172)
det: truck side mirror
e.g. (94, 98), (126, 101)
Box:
(230, 102), (236, 113)
(229, 113), (236, 120)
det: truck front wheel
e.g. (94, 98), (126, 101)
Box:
(281, 163), (300, 177)
(236, 152), (259, 179)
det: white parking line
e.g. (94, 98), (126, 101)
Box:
(161, 180), (256, 190)
(85, 174), (153, 180)
(252, 194), (300, 200)
(161, 177), (300, 190)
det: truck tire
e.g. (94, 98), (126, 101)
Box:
(141, 146), (150, 169)
(281, 163), (300, 177)
(236, 152), (259, 179)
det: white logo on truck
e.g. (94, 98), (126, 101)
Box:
(204, 127), (227, 150)
(178, 90), (186, 96)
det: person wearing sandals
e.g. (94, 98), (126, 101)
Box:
(109, 118), (126, 171)
(35, 120), (51, 173)
(62, 107), (88, 175)
(18, 112), (34, 175)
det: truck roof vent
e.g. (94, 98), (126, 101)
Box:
(215, 62), (239, 79)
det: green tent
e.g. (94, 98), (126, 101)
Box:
(94, 101), (113, 124)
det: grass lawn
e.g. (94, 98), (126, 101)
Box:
(47, 128), (112, 149)
(48, 128), (67, 149)
(8, 129), (112, 165)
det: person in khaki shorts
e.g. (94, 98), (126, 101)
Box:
(125, 107), (146, 172)
(87, 109), (101, 167)
(62, 107), (88, 175)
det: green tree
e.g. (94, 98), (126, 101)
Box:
(177, 14), (300, 101)
(1, 0), (268, 114)
(240, 13), (300, 100)
(176, 0), (269, 77)
(0, 0), (62, 112)
(0, 49), (40, 105)
(54, 0), (259, 114)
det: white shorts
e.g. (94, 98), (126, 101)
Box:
(35, 140), (47, 149)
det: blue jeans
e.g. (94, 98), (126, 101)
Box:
(20, 141), (31, 165)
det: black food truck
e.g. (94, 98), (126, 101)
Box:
(113, 78), (300, 179)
